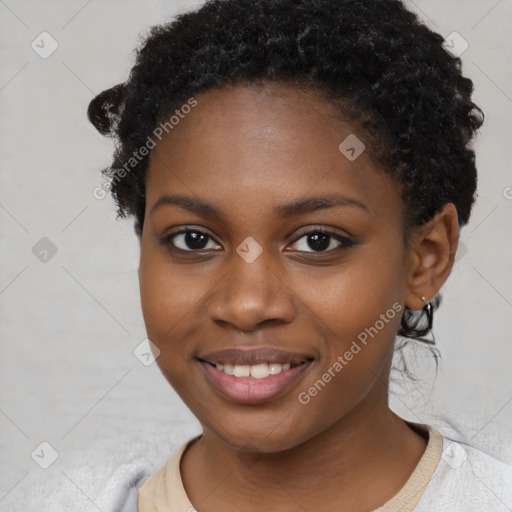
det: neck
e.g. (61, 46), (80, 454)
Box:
(181, 398), (428, 512)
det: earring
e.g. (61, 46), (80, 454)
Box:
(421, 296), (433, 332)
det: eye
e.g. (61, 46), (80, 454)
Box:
(288, 229), (354, 253)
(159, 227), (354, 255)
(159, 228), (221, 252)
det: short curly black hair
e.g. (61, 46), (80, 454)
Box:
(88, 0), (483, 342)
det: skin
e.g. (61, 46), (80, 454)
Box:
(137, 82), (459, 512)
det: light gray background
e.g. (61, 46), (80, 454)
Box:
(1, 0), (511, 509)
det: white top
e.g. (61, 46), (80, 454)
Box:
(130, 423), (512, 511)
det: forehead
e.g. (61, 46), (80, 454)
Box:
(145, 82), (401, 223)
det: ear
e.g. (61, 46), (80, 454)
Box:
(405, 203), (459, 310)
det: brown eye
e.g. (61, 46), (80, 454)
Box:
(160, 229), (221, 252)
(289, 230), (354, 253)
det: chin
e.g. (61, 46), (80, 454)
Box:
(200, 410), (317, 454)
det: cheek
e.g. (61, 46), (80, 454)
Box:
(138, 245), (195, 348)
(293, 251), (404, 346)
(138, 259), (196, 389)
(289, 246), (405, 397)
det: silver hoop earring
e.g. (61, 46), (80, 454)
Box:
(421, 296), (433, 331)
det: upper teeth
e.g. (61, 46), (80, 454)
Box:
(216, 363), (292, 378)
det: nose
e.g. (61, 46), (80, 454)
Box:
(207, 251), (296, 332)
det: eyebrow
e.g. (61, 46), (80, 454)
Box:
(150, 193), (369, 219)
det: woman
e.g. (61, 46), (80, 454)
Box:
(87, 0), (512, 510)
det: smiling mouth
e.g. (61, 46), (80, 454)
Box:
(199, 360), (312, 379)
(198, 359), (314, 404)
(196, 348), (315, 404)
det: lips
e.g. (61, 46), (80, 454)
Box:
(198, 347), (313, 366)
(196, 347), (314, 404)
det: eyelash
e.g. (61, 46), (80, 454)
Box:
(159, 227), (355, 255)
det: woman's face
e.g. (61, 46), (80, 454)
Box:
(139, 82), (412, 452)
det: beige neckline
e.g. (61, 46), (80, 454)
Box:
(138, 423), (443, 512)
(374, 423), (442, 511)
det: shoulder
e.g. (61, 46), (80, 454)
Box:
(96, 462), (154, 512)
(97, 434), (200, 512)
(415, 436), (512, 511)
(10, 459), (156, 512)
(137, 435), (201, 510)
